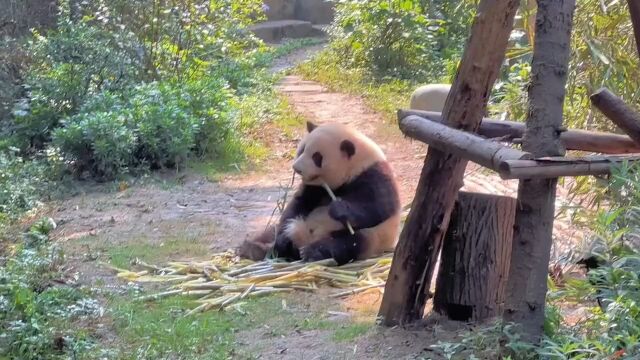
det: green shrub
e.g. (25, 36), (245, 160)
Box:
(53, 111), (137, 179)
(11, 16), (142, 151)
(0, 150), (62, 229)
(328, 0), (476, 81)
(52, 77), (237, 179)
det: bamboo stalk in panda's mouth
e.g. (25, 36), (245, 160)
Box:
(321, 182), (356, 235)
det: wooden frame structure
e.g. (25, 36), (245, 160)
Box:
(378, 0), (640, 344)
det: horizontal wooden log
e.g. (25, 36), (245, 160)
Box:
(398, 109), (640, 154)
(590, 87), (640, 145)
(400, 115), (532, 171)
(498, 154), (640, 179)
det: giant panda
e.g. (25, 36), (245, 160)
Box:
(237, 121), (402, 265)
(409, 83), (451, 113)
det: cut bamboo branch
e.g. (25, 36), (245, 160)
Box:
(400, 115), (532, 171)
(321, 182), (355, 235)
(498, 154), (640, 179)
(398, 109), (640, 154)
(590, 87), (640, 145)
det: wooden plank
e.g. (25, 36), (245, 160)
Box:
(377, 0), (520, 327)
(398, 109), (640, 154)
(400, 115), (532, 171)
(590, 87), (640, 145)
(498, 154), (640, 179)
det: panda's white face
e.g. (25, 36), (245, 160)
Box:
(292, 121), (385, 190)
(292, 123), (349, 188)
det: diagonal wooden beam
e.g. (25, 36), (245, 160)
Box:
(590, 87), (640, 145)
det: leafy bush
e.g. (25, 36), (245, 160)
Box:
(52, 77), (236, 179)
(4, 0), (279, 180)
(0, 150), (62, 229)
(11, 16), (142, 151)
(53, 111), (137, 179)
(328, 0), (476, 81)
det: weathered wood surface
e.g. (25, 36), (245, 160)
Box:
(499, 155), (640, 179)
(503, 0), (577, 345)
(433, 192), (515, 322)
(378, 0), (519, 326)
(628, 0), (640, 59)
(590, 87), (640, 145)
(398, 109), (640, 154)
(399, 115), (532, 170)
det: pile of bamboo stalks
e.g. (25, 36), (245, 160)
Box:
(104, 251), (392, 316)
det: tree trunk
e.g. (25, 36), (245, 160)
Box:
(433, 192), (515, 322)
(502, 0), (576, 345)
(627, 0), (640, 59)
(377, 0), (519, 327)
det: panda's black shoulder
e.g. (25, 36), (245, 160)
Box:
(339, 160), (399, 198)
(353, 160), (396, 185)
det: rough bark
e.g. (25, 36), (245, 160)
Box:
(628, 0), (640, 59)
(502, 0), (576, 345)
(399, 109), (640, 154)
(400, 115), (532, 171)
(377, 0), (519, 326)
(590, 87), (640, 145)
(499, 155), (640, 179)
(433, 192), (515, 322)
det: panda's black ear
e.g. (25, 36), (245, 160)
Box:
(306, 121), (318, 133)
(340, 140), (356, 159)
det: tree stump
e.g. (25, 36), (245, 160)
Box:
(433, 191), (516, 322)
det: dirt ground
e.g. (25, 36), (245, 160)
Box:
(46, 44), (589, 359)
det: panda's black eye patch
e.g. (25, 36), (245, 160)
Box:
(312, 152), (323, 168)
(340, 140), (356, 158)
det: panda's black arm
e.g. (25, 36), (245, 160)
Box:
(278, 184), (327, 223)
(330, 162), (400, 230)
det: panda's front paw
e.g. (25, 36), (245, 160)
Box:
(273, 234), (300, 260)
(329, 200), (352, 225)
(300, 243), (332, 262)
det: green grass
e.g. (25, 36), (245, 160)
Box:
(332, 322), (372, 342)
(105, 237), (209, 269)
(109, 296), (243, 359)
(106, 292), (361, 359)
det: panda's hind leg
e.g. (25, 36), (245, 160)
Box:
(301, 230), (365, 266)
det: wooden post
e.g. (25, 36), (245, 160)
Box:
(433, 192), (516, 322)
(627, 0), (640, 59)
(590, 87), (640, 145)
(503, 0), (576, 345)
(378, 0), (519, 326)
